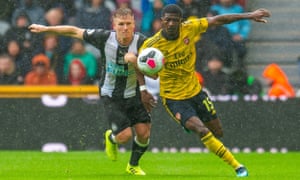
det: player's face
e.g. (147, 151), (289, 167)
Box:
(161, 13), (181, 39)
(113, 14), (135, 46)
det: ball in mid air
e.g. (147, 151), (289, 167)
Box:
(137, 47), (164, 76)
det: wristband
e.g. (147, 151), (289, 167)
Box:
(139, 85), (147, 91)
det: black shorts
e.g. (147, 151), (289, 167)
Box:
(162, 90), (218, 128)
(101, 95), (151, 135)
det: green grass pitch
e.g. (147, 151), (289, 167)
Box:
(0, 151), (299, 180)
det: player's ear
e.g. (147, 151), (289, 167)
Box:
(111, 17), (116, 29)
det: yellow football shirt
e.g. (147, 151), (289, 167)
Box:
(140, 18), (208, 100)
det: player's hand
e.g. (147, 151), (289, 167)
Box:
(251, 8), (271, 23)
(124, 52), (137, 64)
(140, 90), (157, 112)
(28, 24), (47, 33)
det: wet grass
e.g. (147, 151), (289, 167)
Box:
(0, 151), (299, 179)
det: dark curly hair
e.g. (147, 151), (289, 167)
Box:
(161, 4), (183, 18)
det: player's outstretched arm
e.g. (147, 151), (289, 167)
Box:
(28, 24), (85, 40)
(208, 8), (271, 26)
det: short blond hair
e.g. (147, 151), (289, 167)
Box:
(112, 7), (134, 19)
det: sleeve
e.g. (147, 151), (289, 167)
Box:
(83, 29), (110, 49)
(196, 18), (209, 34)
(136, 33), (148, 53)
(185, 18), (208, 37)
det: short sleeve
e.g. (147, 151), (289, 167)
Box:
(192, 18), (208, 35)
(83, 29), (111, 49)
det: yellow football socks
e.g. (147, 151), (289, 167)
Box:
(201, 132), (241, 169)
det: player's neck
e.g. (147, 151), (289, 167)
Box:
(161, 30), (179, 40)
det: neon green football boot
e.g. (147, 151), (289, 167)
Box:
(104, 129), (118, 161)
(126, 163), (146, 175)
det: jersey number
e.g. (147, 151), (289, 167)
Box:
(202, 97), (216, 115)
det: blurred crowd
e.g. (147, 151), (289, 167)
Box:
(0, 0), (295, 98)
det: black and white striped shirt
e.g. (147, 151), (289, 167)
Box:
(83, 29), (146, 99)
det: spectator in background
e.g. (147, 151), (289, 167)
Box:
(211, 0), (248, 11)
(211, 0), (250, 69)
(0, 21), (10, 40)
(63, 59), (93, 85)
(196, 10), (233, 71)
(229, 69), (262, 96)
(0, 36), (5, 54)
(11, 0), (46, 25)
(64, 39), (98, 82)
(39, 0), (77, 24)
(201, 55), (230, 95)
(4, 10), (38, 53)
(262, 63), (295, 98)
(151, 18), (163, 35)
(74, 0), (112, 60)
(36, 34), (65, 83)
(24, 53), (57, 85)
(45, 7), (66, 26)
(73, 0), (117, 12)
(141, 0), (176, 13)
(75, 0), (112, 30)
(131, 0), (142, 12)
(177, 0), (211, 20)
(5, 39), (32, 77)
(141, 0), (165, 36)
(0, 54), (23, 85)
(237, 0), (247, 8)
(0, 0), (15, 23)
(43, 7), (72, 57)
(0, 0), (12, 38)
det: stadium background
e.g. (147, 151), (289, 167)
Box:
(1, 95), (299, 151)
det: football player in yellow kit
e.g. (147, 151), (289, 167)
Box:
(126, 4), (270, 177)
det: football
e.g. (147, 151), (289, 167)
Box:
(137, 47), (164, 76)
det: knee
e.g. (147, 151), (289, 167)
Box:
(185, 118), (210, 137)
(136, 129), (151, 142)
(135, 123), (151, 142)
(137, 131), (150, 141)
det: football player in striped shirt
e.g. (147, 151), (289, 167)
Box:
(29, 8), (156, 175)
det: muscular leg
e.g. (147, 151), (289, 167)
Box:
(185, 116), (210, 138)
(185, 116), (242, 170)
(204, 118), (223, 138)
(134, 123), (151, 143)
(114, 127), (133, 144)
(129, 122), (151, 166)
